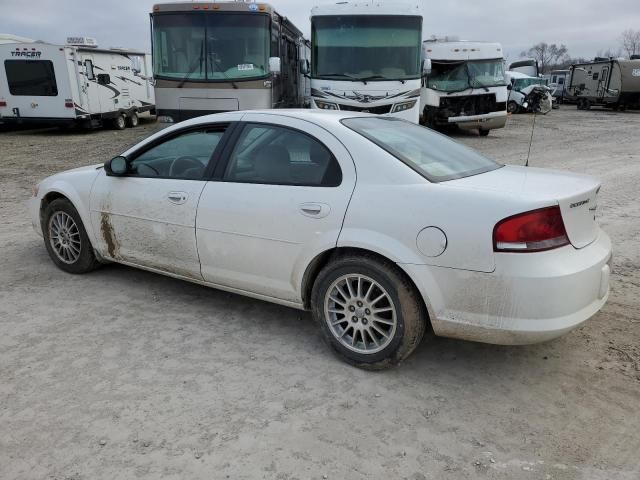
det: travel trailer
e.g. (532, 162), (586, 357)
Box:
(0, 37), (154, 128)
(567, 58), (640, 110)
(546, 69), (570, 102)
(309, 2), (424, 123)
(509, 59), (540, 77)
(150, 2), (309, 124)
(421, 39), (508, 135)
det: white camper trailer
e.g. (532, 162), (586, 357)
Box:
(309, 1), (424, 123)
(0, 38), (155, 129)
(421, 39), (508, 135)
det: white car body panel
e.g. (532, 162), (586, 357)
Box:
(30, 109), (612, 345)
(196, 113), (357, 301)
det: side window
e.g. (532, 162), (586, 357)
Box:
(592, 72), (599, 80)
(84, 59), (95, 80)
(558, 77), (565, 85)
(224, 124), (342, 187)
(129, 128), (226, 179)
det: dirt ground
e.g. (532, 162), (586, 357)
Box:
(1, 107), (639, 480)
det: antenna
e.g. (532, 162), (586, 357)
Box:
(525, 110), (537, 167)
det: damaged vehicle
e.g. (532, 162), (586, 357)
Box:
(31, 110), (612, 369)
(506, 71), (554, 114)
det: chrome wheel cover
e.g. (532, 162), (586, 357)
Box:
(324, 274), (397, 354)
(48, 211), (81, 264)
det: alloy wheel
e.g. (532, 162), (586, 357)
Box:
(324, 274), (398, 354)
(48, 211), (81, 264)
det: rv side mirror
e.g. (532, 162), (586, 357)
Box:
(97, 73), (111, 85)
(269, 57), (281, 75)
(104, 156), (128, 176)
(300, 59), (309, 75)
(422, 59), (432, 75)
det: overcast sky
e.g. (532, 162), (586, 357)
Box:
(1, 0), (638, 61)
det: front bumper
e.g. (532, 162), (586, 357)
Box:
(403, 231), (612, 345)
(448, 111), (508, 130)
(29, 196), (43, 237)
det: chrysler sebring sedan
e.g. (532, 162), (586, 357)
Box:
(30, 110), (612, 369)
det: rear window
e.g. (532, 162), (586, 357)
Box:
(5, 60), (58, 96)
(342, 117), (502, 182)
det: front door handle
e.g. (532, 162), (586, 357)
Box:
(167, 191), (188, 205)
(299, 202), (330, 218)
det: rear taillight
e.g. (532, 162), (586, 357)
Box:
(493, 206), (569, 252)
(65, 99), (74, 108)
(0, 100), (7, 107)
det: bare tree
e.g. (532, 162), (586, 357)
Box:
(621, 29), (640, 58)
(597, 47), (623, 59)
(520, 43), (569, 73)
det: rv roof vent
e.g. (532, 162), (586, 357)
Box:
(631, 54), (640, 60)
(66, 36), (98, 48)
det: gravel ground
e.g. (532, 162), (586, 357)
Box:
(1, 107), (639, 480)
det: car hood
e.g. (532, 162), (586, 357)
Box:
(447, 165), (601, 249)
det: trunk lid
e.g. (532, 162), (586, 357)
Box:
(448, 165), (600, 249)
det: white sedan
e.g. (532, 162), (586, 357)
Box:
(30, 110), (612, 369)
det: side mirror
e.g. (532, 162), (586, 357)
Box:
(104, 156), (128, 176)
(422, 58), (432, 75)
(269, 57), (281, 75)
(299, 59), (309, 75)
(97, 73), (110, 85)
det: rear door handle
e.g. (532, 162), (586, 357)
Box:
(167, 191), (188, 205)
(299, 202), (330, 218)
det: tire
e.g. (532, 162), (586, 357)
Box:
(126, 112), (139, 128)
(507, 101), (519, 114)
(478, 128), (490, 137)
(311, 254), (428, 370)
(113, 114), (126, 130)
(577, 99), (585, 110)
(42, 198), (101, 274)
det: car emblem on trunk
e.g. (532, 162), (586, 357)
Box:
(570, 199), (590, 208)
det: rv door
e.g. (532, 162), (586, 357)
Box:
(81, 55), (101, 114)
(598, 66), (609, 98)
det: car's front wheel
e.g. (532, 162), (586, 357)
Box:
(311, 255), (427, 369)
(42, 198), (101, 274)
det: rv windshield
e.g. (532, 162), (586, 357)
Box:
(311, 15), (422, 81)
(427, 59), (506, 92)
(152, 13), (270, 82)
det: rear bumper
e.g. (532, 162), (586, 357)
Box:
(403, 231), (612, 345)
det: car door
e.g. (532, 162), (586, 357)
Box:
(196, 113), (356, 303)
(89, 123), (231, 279)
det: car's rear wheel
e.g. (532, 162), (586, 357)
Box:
(311, 255), (427, 369)
(43, 198), (101, 274)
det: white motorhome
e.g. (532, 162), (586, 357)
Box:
(309, 2), (424, 123)
(150, 2), (309, 124)
(0, 38), (155, 129)
(421, 40), (508, 135)
(509, 59), (539, 77)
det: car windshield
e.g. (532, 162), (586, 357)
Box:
(311, 15), (422, 81)
(427, 59), (506, 92)
(342, 117), (502, 182)
(513, 77), (548, 90)
(152, 13), (270, 82)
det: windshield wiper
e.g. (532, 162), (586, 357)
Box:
(177, 42), (204, 89)
(357, 75), (406, 84)
(318, 73), (365, 83)
(469, 79), (490, 92)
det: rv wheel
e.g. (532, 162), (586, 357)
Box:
(577, 99), (585, 110)
(126, 112), (139, 128)
(478, 128), (490, 137)
(113, 114), (126, 130)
